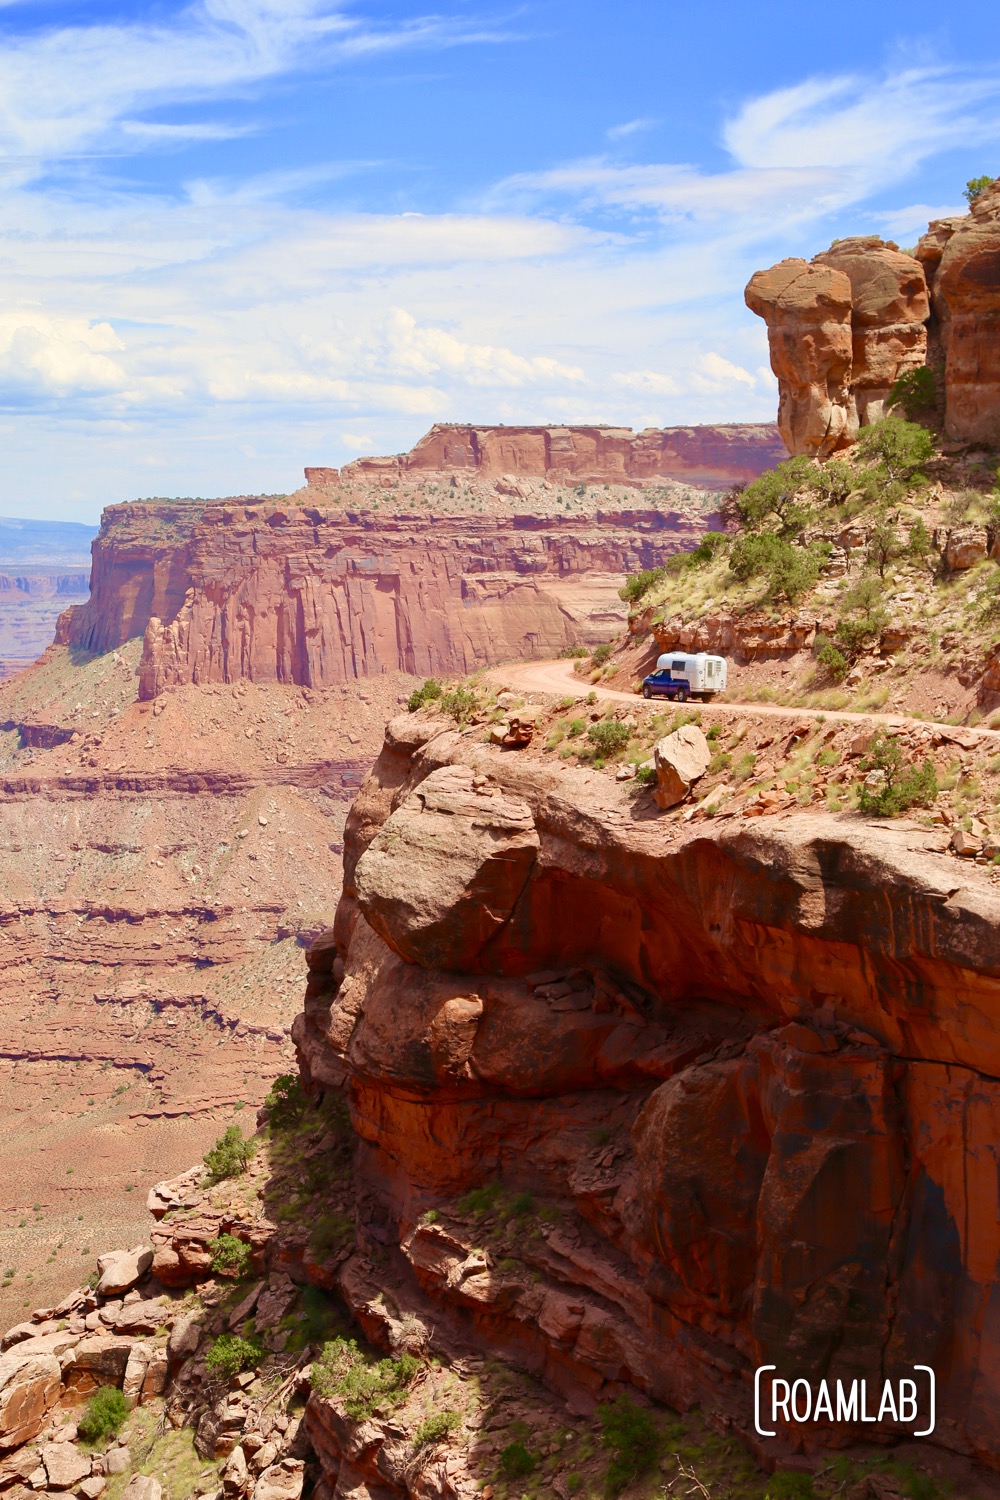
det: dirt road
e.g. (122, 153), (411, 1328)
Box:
(487, 657), (997, 742)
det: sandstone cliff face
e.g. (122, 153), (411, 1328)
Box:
(65, 503), (702, 698)
(747, 184), (1000, 453)
(746, 242), (928, 455)
(295, 714), (1000, 1464)
(333, 422), (786, 489)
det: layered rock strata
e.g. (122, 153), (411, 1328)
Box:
(328, 422), (786, 488)
(294, 711), (1000, 1466)
(747, 181), (1000, 452)
(63, 503), (712, 697)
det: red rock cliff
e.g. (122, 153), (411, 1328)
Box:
(62, 422), (783, 696)
(331, 422), (786, 488)
(294, 713), (1000, 1467)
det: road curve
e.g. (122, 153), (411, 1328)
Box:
(486, 657), (998, 741)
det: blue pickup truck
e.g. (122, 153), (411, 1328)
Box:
(640, 669), (692, 702)
(640, 651), (728, 702)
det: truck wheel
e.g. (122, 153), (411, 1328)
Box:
(642, 684), (652, 699)
(676, 687), (688, 703)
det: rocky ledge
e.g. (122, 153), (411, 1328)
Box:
(293, 709), (1000, 1472)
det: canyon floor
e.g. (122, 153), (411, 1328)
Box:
(0, 641), (418, 1328)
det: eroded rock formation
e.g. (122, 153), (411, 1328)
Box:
(747, 181), (1000, 452)
(326, 422), (785, 488)
(294, 712), (1000, 1465)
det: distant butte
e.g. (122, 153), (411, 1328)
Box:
(59, 421), (784, 698)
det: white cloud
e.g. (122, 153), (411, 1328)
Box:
(607, 117), (658, 142)
(0, 311), (127, 400)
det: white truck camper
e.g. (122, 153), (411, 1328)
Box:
(655, 652), (728, 696)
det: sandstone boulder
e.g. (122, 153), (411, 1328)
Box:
(166, 1310), (204, 1367)
(354, 764), (539, 969)
(745, 258), (856, 455)
(251, 1459), (303, 1500)
(96, 1248), (153, 1298)
(104, 1449), (131, 1477)
(61, 1336), (133, 1397)
(121, 1345), (150, 1409)
(40, 1444), (91, 1491)
(120, 1477), (160, 1500)
(652, 724), (711, 808)
(944, 527), (988, 571)
(0, 1350), (60, 1452)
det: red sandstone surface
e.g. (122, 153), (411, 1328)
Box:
(746, 179), (1000, 453)
(293, 704), (1000, 1469)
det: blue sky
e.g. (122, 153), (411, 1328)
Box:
(0, 0), (998, 520)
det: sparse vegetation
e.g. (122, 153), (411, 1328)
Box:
(77, 1386), (128, 1445)
(414, 1409), (461, 1448)
(264, 1073), (307, 1129)
(209, 1232), (252, 1279)
(857, 731), (939, 816)
(587, 719), (631, 757)
(311, 1337), (419, 1418)
(500, 1441), (537, 1478)
(964, 174), (995, 205)
(205, 1332), (265, 1380)
(619, 567), (665, 605)
(203, 1125), (256, 1183)
(887, 365), (937, 419)
(407, 678), (443, 712)
(598, 1394), (659, 1494)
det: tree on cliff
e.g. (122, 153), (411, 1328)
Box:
(965, 175), (996, 205)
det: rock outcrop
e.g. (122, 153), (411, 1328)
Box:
(328, 422), (786, 489)
(746, 242), (928, 455)
(747, 182), (1000, 453)
(918, 179), (1000, 444)
(294, 712), (1000, 1467)
(60, 423), (785, 695)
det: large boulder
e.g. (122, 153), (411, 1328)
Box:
(121, 1478), (162, 1500)
(41, 1443), (92, 1491)
(0, 1348), (60, 1451)
(354, 764), (539, 970)
(61, 1335), (134, 1398)
(745, 258), (856, 456)
(96, 1247), (153, 1297)
(251, 1459), (304, 1500)
(653, 724), (711, 808)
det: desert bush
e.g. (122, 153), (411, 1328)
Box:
(598, 1394), (659, 1494)
(816, 637), (849, 681)
(907, 517), (937, 573)
(964, 174), (995, 204)
(855, 416), (933, 482)
(587, 720), (631, 757)
(834, 573), (890, 657)
(590, 643), (613, 666)
(887, 366), (937, 419)
(500, 1442), (537, 1478)
(312, 1337), (418, 1418)
(687, 530), (728, 565)
(438, 685), (478, 722)
(205, 1332), (264, 1381)
(735, 456), (817, 535)
(857, 732), (939, 816)
(264, 1073), (306, 1130)
(729, 534), (828, 602)
(203, 1125), (256, 1183)
(558, 645), (589, 658)
(209, 1233), (252, 1279)
(77, 1387), (128, 1445)
(407, 678), (442, 712)
(618, 567), (664, 604)
(414, 1409), (461, 1448)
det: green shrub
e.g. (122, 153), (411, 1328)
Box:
(439, 685), (478, 722)
(688, 530), (728, 565)
(835, 573), (889, 657)
(766, 1475), (816, 1499)
(729, 533), (828, 601)
(816, 639), (848, 681)
(907, 517), (937, 572)
(598, 1394), (659, 1494)
(500, 1441), (537, 1478)
(415, 1409), (461, 1448)
(205, 1332), (264, 1381)
(203, 1125), (256, 1183)
(590, 643), (613, 666)
(887, 366), (937, 419)
(308, 1211), (354, 1258)
(567, 718), (585, 738)
(855, 415), (933, 482)
(964, 174), (995, 204)
(735, 456), (817, 535)
(634, 764), (656, 786)
(77, 1386), (128, 1445)
(458, 1180), (503, 1214)
(587, 720), (631, 757)
(407, 678), (442, 712)
(558, 645), (589, 658)
(264, 1073), (306, 1130)
(312, 1337), (419, 1418)
(209, 1233), (252, 1279)
(857, 732), (939, 816)
(619, 567), (664, 604)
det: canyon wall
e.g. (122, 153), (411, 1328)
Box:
(62, 422), (784, 696)
(294, 711), (1000, 1466)
(746, 179), (1000, 453)
(327, 421), (786, 488)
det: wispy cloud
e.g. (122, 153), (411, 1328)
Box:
(607, 117), (658, 142)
